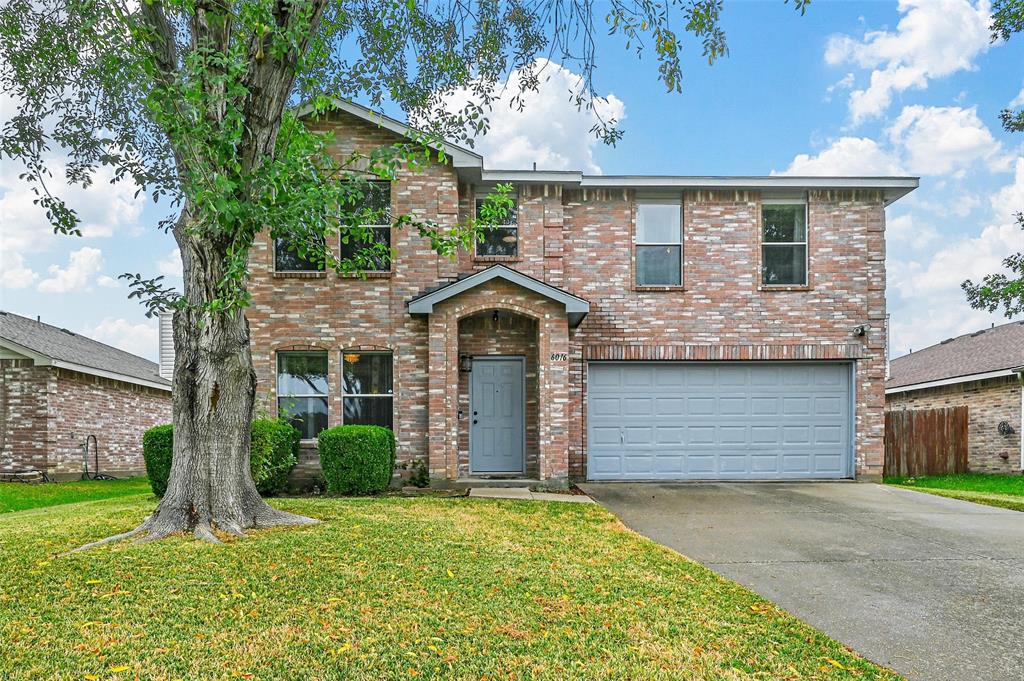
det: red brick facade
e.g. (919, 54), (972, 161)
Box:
(0, 361), (171, 480)
(247, 110), (892, 484)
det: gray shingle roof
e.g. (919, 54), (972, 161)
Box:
(887, 320), (1024, 390)
(0, 311), (169, 389)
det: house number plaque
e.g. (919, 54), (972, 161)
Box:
(549, 353), (568, 361)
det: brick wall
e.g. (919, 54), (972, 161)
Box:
(0, 362), (171, 479)
(47, 369), (172, 479)
(246, 112), (887, 482)
(0, 359), (51, 473)
(886, 376), (1023, 474)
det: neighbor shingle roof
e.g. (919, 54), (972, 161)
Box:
(887, 320), (1024, 390)
(0, 311), (169, 389)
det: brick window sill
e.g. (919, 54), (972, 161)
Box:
(759, 285), (812, 292)
(273, 271), (326, 279)
(339, 271), (392, 279)
(634, 285), (686, 292)
(474, 255), (522, 263)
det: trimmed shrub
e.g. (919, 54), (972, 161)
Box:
(142, 424), (174, 496)
(250, 419), (301, 495)
(142, 419), (300, 497)
(318, 425), (396, 495)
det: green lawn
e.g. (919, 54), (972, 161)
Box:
(885, 474), (1024, 512)
(0, 477), (152, 513)
(0, 496), (898, 680)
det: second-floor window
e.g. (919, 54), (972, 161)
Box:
(277, 351), (329, 439)
(635, 201), (682, 286)
(762, 201), (808, 286)
(275, 235), (326, 272)
(475, 193), (518, 257)
(340, 180), (392, 272)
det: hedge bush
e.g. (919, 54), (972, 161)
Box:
(318, 425), (396, 495)
(142, 419), (299, 497)
(142, 424), (174, 497)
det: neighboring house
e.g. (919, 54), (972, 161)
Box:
(162, 100), (918, 485)
(0, 311), (171, 480)
(886, 321), (1024, 473)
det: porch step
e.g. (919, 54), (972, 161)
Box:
(468, 486), (595, 504)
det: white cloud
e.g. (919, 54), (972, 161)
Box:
(37, 246), (105, 294)
(825, 0), (992, 123)
(777, 137), (904, 175)
(0, 252), (39, 289)
(157, 248), (182, 278)
(1010, 86), (1024, 109)
(886, 213), (941, 248)
(85, 317), (159, 361)
(887, 105), (1010, 175)
(887, 164), (1024, 356)
(0, 160), (146, 282)
(431, 58), (626, 173)
(96, 275), (120, 288)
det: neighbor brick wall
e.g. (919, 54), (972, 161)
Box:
(0, 362), (171, 479)
(47, 368), (172, 479)
(886, 376), (1023, 474)
(0, 359), (51, 473)
(246, 113), (888, 482)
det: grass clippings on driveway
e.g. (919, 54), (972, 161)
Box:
(0, 477), (152, 513)
(0, 496), (898, 680)
(885, 474), (1024, 512)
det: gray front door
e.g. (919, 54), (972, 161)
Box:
(470, 358), (525, 474)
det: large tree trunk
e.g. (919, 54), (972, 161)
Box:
(72, 228), (316, 552)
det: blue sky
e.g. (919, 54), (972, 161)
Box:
(1, 0), (1021, 361)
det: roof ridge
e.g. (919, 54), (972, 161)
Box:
(0, 310), (159, 368)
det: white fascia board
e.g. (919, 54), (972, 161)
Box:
(295, 98), (483, 169)
(0, 338), (53, 365)
(885, 368), (1017, 395)
(481, 170), (583, 184)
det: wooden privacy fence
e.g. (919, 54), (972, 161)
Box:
(884, 406), (969, 477)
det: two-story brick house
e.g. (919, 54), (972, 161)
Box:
(238, 100), (917, 486)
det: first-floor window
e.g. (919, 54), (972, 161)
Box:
(277, 351), (329, 439)
(343, 350), (393, 428)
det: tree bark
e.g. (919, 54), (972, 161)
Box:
(71, 226), (317, 553)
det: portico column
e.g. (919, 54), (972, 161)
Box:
(538, 314), (570, 482)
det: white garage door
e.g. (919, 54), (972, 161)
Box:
(587, 362), (853, 480)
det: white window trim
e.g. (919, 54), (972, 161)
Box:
(761, 198), (809, 287)
(635, 199), (684, 287)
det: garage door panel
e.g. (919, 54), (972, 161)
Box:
(587, 362), (852, 481)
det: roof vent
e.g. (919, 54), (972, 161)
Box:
(940, 337), (954, 344)
(970, 329), (986, 337)
(60, 328), (76, 336)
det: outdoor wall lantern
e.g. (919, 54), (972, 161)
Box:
(997, 421), (1016, 436)
(459, 354), (473, 373)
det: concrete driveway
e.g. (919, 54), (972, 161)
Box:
(581, 482), (1024, 681)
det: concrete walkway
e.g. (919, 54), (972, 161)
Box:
(468, 487), (595, 503)
(582, 482), (1024, 681)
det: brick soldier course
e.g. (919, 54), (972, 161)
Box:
(241, 100), (918, 486)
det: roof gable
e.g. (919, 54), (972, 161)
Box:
(408, 265), (590, 326)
